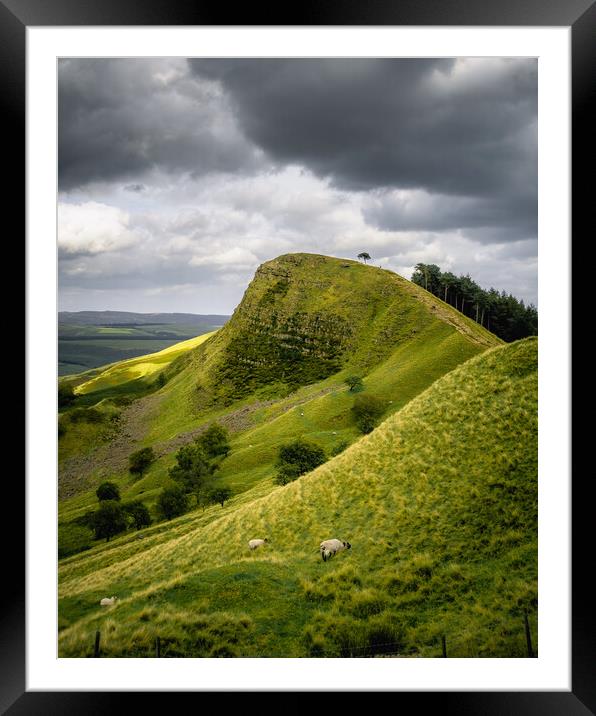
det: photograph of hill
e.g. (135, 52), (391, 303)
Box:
(57, 57), (537, 659)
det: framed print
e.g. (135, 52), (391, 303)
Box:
(11, 0), (591, 709)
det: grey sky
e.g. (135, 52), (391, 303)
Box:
(58, 57), (537, 313)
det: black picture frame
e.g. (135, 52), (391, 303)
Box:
(11, 0), (590, 710)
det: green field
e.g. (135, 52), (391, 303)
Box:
(58, 254), (535, 657)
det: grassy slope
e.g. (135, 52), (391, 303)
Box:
(58, 255), (500, 526)
(75, 332), (216, 395)
(59, 337), (537, 658)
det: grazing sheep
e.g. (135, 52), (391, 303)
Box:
(100, 596), (119, 606)
(248, 538), (268, 550)
(320, 539), (351, 562)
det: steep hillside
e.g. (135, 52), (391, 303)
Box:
(58, 337), (537, 658)
(181, 253), (498, 406)
(74, 331), (217, 395)
(58, 254), (501, 524)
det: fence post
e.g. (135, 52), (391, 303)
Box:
(94, 630), (101, 658)
(156, 636), (161, 658)
(441, 635), (447, 658)
(524, 611), (535, 657)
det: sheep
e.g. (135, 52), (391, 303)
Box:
(100, 596), (119, 606)
(320, 539), (351, 562)
(248, 538), (268, 550)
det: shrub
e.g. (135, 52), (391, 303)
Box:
(123, 500), (152, 530)
(96, 481), (120, 502)
(58, 382), (76, 408)
(158, 485), (189, 520)
(68, 407), (104, 424)
(90, 500), (128, 541)
(275, 439), (326, 485)
(169, 443), (214, 496)
(344, 375), (363, 392)
(351, 393), (387, 434)
(128, 447), (155, 477)
(208, 487), (232, 508)
(196, 423), (230, 459)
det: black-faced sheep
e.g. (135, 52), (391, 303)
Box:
(320, 538), (351, 562)
(248, 538), (268, 550)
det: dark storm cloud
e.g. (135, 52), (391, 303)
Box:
(189, 58), (537, 239)
(58, 59), (263, 190)
(363, 190), (537, 244)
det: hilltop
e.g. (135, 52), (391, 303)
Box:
(58, 254), (500, 513)
(58, 337), (537, 658)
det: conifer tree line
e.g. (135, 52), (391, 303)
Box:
(411, 263), (537, 342)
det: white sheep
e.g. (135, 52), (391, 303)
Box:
(320, 538), (351, 562)
(248, 538), (268, 550)
(100, 596), (119, 606)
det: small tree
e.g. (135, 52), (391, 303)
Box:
(351, 394), (387, 434)
(158, 485), (189, 520)
(123, 500), (152, 530)
(209, 487), (233, 508)
(91, 500), (128, 542)
(344, 375), (363, 392)
(196, 423), (230, 459)
(58, 382), (76, 408)
(169, 443), (214, 498)
(128, 447), (155, 477)
(96, 481), (120, 502)
(275, 439), (326, 486)
(357, 252), (371, 264)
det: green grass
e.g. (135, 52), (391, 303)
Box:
(58, 253), (502, 564)
(59, 321), (226, 376)
(75, 332), (216, 395)
(58, 337), (537, 658)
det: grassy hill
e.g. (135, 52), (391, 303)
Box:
(74, 332), (217, 395)
(58, 254), (500, 513)
(58, 337), (537, 658)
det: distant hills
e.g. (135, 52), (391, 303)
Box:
(58, 311), (230, 376)
(59, 311), (229, 326)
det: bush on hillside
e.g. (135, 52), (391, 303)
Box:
(123, 500), (152, 530)
(90, 500), (128, 542)
(275, 439), (326, 486)
(58, 382), (76, 408)
(158, 485), (189, 520)
(351, 394), (387, 434)
(208, 486), (233, 508)
(196, 423), (230, 459)
(96, 481), (120, 502)
(169, 443), (214, 498)
(128, 447), (155, 477)
(344, 375), (364, 392)
(68, 407), (104, 424)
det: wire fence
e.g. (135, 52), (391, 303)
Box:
(91, 612), (536, 659)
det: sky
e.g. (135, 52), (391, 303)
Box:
(58, 58), (537, 314)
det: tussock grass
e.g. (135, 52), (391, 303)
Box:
(59, 338), (537, 658)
